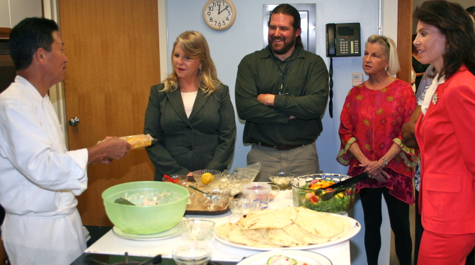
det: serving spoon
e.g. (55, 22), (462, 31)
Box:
(188, 185), (217, 199)
(114, 197), (135, 205)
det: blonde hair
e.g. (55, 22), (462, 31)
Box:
(162, 31), (221, 95)
(367, 34), (400, 75)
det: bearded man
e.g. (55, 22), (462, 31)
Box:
(235, 4), (329, 182)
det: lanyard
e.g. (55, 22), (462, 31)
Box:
(273, 52), (294, 95)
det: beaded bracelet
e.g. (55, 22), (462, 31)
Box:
(381, 157), (389, 166)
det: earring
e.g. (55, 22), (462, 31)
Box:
(384, 67), (388, 72)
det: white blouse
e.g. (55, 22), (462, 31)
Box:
(181, 91), (198, 118)
(421, 74), (445, 115)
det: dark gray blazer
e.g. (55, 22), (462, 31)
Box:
(144, 83), (236, 180)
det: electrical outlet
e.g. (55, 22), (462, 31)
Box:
(352, 72), (363, 86)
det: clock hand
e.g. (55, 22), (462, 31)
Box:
(218, 4), (221, 15)
(218, 5), (229, 15)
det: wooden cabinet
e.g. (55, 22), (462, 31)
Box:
(0, 27), (10, 39)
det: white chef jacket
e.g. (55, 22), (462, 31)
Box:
(0, 76), (89, 265)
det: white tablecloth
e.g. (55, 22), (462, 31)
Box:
(85, 190), (354, 264)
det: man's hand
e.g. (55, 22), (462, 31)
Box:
(88, 137), (131, 165)
(257, 94), (275, 106)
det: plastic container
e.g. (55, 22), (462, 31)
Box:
(241, 182), (271, 208)
(102, 181), (189, 234)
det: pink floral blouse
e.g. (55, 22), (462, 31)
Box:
(336, 79), (418, 204)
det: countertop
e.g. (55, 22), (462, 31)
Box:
(82, 190), (357, 264)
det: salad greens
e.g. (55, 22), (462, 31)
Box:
(296, 182), (352, 213)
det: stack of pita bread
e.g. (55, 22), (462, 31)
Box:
(215, 207), (351, 247)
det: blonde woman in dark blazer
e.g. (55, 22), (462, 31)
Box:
(144, 31), (236, 181)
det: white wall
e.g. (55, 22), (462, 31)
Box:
(0, 0), (43, 28)
(165, 0), (378, 175)
(165, 1), (395, 264)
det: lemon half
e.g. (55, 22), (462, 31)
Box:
(201, 173), (214, 185)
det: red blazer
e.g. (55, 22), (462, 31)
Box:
(416, 66), (475, 234)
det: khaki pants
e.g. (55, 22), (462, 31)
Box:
(247, 142), (320, 182)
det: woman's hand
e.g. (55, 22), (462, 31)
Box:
(360, 160), (391, 182)
(360, 160), (382, 176)
(372, 170), (391, 183)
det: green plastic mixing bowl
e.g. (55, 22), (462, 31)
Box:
(102, 181), (189, 235)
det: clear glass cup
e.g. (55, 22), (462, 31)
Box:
(164, 174), (188, 186)
(179, 219), (215, 244)
(172, 243), (212, 265)
(241, 183), (271, 209)
(229, 198), (261, 218)
(269, 170), (295, 189)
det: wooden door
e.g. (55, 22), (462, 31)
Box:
(59, 0), (160, 226)
(397, 0), (413, 84)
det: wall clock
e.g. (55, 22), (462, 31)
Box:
(202, 0), (237, 31)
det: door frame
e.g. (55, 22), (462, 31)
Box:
(42, 0), (169, 147)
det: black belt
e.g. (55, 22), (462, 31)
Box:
(255, 141), (312, 151)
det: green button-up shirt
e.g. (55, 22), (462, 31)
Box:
(235, 46), (329, 146)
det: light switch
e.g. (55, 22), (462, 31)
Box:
(352, 72), (363, 86)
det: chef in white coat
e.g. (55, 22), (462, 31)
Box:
(0, 17), (131, 265)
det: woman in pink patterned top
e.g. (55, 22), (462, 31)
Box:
(336, 35), (417, 265)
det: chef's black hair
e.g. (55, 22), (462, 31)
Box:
(9, 17), (59, 71)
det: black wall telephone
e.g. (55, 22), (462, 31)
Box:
(325, 22), (361, 118)
(326, 23), (361, 57)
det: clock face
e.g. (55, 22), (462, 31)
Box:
(203, 0), (236, 31)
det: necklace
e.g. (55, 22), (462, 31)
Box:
(272, 50), (294, 95)
(181, 90), (197, 93)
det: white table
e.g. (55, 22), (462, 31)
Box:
(85, 190), (355, 264)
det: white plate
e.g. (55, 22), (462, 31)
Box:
(237, 250), (332, 265)
(215, 215), (360, 250)
(112, 222), (182, 241)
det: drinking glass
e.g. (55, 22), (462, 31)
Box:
(179, 219), (215, 244)
(269, 170), (295, 189)
(172, 243), (212, 265)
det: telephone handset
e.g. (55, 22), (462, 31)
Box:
(326, 23), (361, 57)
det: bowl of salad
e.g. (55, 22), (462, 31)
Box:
(290, 173), (356, 214)
(102, 181), (189, 235)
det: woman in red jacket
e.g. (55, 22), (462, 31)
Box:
(413, 1), (475, 264)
